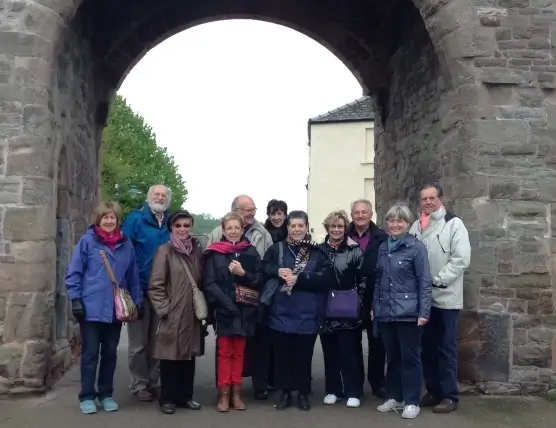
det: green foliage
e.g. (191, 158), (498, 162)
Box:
(191, 213), (221, 235)
(101, 95), (187, 218)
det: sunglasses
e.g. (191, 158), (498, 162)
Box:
(173, 223), (192, 229)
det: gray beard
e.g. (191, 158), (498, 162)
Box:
(149, 202), (167, 213)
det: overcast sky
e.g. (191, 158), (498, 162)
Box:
(119, 19), (362, 220)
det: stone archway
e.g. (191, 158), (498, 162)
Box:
(0, 0), (554, 395)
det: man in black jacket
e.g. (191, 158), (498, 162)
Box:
(348, 199), (388, 399)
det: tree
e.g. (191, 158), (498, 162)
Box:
(191, 213), (221, 235)
(101, 95), (187, 218)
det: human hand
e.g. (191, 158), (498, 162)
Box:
(229, 260), (245, 276)
(370, 311), (374, 321)
(418, 317), (428, 326)
(285, 275), (298, 287)
(278, 268), (293, 279)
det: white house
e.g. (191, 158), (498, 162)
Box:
(306, 96), (375, 242)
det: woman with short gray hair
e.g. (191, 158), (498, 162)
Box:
(371, 203), (432, 419)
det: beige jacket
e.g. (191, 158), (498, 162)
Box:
(206, 219), (273, 258)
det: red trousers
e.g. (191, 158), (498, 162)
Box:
(217, 336), (246, 387)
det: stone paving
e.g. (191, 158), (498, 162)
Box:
(1, 328), (555, 428)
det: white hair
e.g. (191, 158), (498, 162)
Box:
(147, 184), (172, 203)
(350, 199), (373, 213)
(385, 203), (413, 224)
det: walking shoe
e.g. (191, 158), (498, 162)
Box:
(323, 394), (339, 405)
(160, 403), (176, 414)
(135, 388), (154, 402)
(231, 385), (246, 410)
(346, 398), (361, 408)
(79, 399), (98, 414)
(377, 399), (404, 412)
(402, 404), (420, 419)
(100, 397), (119, 412)
(433, 398), (457, 413)
(276, 391), (292, 410)
(217, 386), (230, 412)
(297, 394), (310, 411)
(420, 393), (440, 407)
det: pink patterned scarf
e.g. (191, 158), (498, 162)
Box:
(170, 234), (193, 255)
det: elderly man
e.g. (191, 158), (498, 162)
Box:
(206, 195), (273, 258)
(122, 184), (172, 403)
(346, 199), (388, 399)
(409, 183), (471, 413)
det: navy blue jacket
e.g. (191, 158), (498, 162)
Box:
(373, 234), (432, 322)
(263, 241), (334, 335)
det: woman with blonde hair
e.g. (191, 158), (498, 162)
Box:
(66, 201), (142, 414)
(204, 212), (262, 412)
(320, 210), (365, 408)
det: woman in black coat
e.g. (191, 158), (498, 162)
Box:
(319, 210), (365, 409)
(203, 212), (262, 412)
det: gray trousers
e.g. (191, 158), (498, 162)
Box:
(128, 299), (160, 393)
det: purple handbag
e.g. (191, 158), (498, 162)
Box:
(326, 289), (360, 320)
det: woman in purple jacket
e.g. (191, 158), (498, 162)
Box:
(65, 201), (142, 415)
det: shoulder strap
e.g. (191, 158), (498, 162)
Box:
(278, 242), (284, 268)
(100, 250), (118, 290)
(177, 256), (200, 290)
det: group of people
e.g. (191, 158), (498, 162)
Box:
(66, 182), (471, 420)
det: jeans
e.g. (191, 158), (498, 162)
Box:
(79, 321), (122, 401)
(321, 329), (364, 399)
(217, 336), (247, 387)
(379, 321), (423, 406)
(422, 307), (460, 402)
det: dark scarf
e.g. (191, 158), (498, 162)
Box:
(170, 234), (193, 255)
(264, 219), (288, 243)
(203, 239), (251, 271)
(281, 236), (320, 295)
(94, 226), (123, 250)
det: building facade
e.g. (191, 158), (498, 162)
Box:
(307, 97), (375, 242)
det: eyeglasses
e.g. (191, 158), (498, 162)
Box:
(174, 223), (192, 229)
(235, 207), (257, 214)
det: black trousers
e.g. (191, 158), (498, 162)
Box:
(251, 326), (275, 393)
(272, 330), (316, 395)
(159, 359), (196, 405)
(321, 329), (364, 399)
(366, 327), (386, 391)
(379, 322), (423, 406)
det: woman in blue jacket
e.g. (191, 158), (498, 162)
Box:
(372, 203), (432, 420)
(261, 210), (334, 411)
(66, 201), (142, 415)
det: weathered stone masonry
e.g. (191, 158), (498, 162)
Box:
(0, 0), (555, 396)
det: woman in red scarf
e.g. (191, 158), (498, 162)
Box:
(203, 212), (262, 412)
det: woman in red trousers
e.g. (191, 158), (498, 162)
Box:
(203, 212), (262, 412)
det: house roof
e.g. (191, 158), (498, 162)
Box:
(308, 96), (374, 124)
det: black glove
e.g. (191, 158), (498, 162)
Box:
(71, 299), (85, 322)
(137, 306), (145, 320)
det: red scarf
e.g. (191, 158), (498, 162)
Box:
(94, 226), (123, 250)
(206, 240), (250, 255)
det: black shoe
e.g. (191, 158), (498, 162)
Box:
(179, 400), (201, 410)
(372, 388), (386, 399)
(297, 394), (310, 411)
(276, 391), (292, 410)
(267, 384), (276, 392)
(160, 403), (175, 414)
(255, 391), (269, 400)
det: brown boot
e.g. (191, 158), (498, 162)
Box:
(231, 384), (246, 410)
(217, 386), (230, 412)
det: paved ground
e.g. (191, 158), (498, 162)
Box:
(0, 328), (555, 428)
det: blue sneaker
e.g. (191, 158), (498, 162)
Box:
(101, 397), (119, 412)
(80, 399), (98, 414)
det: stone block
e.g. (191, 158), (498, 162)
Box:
(463, 274), (481, 310)
(0, 32), (53, 59)
(511, 366), (540, 383)
(3, 206), (55, 241)
(0, 345), (23, 379)
(458, 310), (511, 382)
(3, 292), (52, 343)
(7, 136), (53, 177)
(14, 57), (51, 88)
(465, 119), (531, 148)
(513, 345), (552, 368)
(527, 327), (554, 345)
(23, 105), (51, 136)
(0, 261), (54, 292)
(8, 240), (55, 264)
(480, 68), (534, 85)
(508, 298), (527, 314)
(0, 177), (21, 204)
(20, 341), (48, 379)
(442, 26), (495, 59)
(498, 273), (552, 289)
(22, 177), (53, 205)
(469, 246), (497, 274)
(513, 328), (527, 345)
(527, 291), (554, 314)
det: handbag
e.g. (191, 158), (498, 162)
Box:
(100, 250), (138, 323)
(325, 288), (360, 320)
(235, 285), (259, 307)
(177, 257), (208, 321)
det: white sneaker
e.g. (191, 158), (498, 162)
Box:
(377, 399), (405, 412)
(402, 404), (420, 419)
(346, 398), (360, 408)
(323, 394), (339, 405)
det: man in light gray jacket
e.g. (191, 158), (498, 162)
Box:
(409, 183), (471, 414)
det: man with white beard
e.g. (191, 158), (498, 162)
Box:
(122, 184), (172, 403)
